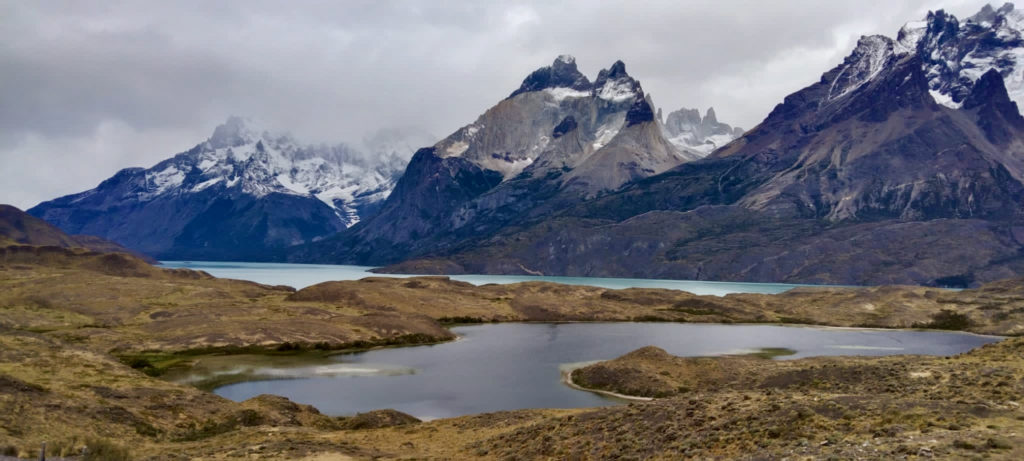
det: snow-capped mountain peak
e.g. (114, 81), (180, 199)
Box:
(896, 3), (1024, 110)
(121, 117), (427, 227)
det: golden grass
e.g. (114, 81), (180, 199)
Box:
(2, 247), (1024, 458)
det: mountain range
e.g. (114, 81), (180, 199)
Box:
(294, 3), (1024, 287)
(28, 58), (742, 263)
(27, 3), (1024, 287)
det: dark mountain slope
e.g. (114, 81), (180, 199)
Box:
(0, 204), (154, 260)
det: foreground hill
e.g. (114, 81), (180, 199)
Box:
(377, 4), (1024, 287)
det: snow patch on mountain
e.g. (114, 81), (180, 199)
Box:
(597, 79), (638, 102)
(545, 87), (592, 101)
(592, 122), (621, 150)
(826, 35), (897, 102)
(930, 89), (963, 109)
(143, 166), (185, 199)
(897, 21), (928, 53)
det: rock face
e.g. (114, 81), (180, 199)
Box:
(292, 56), (700, 264)
(29, 118), (432, 260)
(369, 4), (1024, 287)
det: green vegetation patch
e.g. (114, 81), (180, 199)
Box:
(745, 347), (797, 359)
(438, 316), (490, 325)
(117, 353), (190, 377)
(914, 309), (973, 331)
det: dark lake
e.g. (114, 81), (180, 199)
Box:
(206, 323), (1000, 419)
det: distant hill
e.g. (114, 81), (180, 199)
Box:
(0, 204), (154, 261)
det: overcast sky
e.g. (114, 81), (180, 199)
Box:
(0, 0), (994, 209)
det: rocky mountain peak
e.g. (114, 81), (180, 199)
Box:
(509, 55), (591, 98)
(593, 60), (641, 103)
(599, 60), (629, 80)
(964, 68), (1013, 109)
(968, 3), (1016, 25)
(926, 9), (959, 34)
(704, 107), (718, 124)
(554, 54), (576, 66)
(208, 116), (265, 149)
(662, 106), (744, 156)
(970, 4), (999, 24)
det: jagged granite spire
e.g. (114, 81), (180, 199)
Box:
(662, 106), (745, 156)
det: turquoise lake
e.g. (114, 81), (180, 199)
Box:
(159, 260), (817, 296)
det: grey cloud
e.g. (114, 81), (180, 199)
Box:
(0, 0), (992, 209)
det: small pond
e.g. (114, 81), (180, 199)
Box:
(197, 323), (1000, 419)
